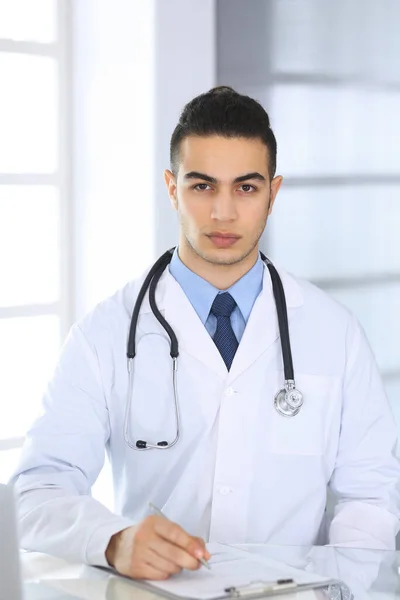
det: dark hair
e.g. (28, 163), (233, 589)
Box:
(170, 86), (277, 179)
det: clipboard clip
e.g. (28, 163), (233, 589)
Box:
(225, 579), (297, 597)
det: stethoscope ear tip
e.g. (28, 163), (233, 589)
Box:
(135, 440), (169, 449)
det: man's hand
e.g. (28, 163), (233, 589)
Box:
(106, 515), (211, 580)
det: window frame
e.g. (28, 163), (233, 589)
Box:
(0, 0), (73, 453)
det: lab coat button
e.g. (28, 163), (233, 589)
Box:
(219, 486), (231, 495)
(225, 387), (236, 397)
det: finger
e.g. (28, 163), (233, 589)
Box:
(184, 536), (210, 563)
(154, 519), (203, 557)
(192, 536), (211, 561)
(149, 536), (200, 571)
(146, 546), (183, 575)
(131, 560), (170, 580)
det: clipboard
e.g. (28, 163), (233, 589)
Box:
(223, 578), (338, 598)
(101, 542), (337, 600)
(126, 576), (338, 600)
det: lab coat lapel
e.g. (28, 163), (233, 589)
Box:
(137, 262), (303, 382)
(227, 264), (304, 384)
(162, 271), (228, 379)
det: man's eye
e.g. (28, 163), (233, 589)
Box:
(194, 183), (211, 191)
(239, 184), (256, 192)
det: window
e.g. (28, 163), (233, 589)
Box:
(266, 0), (400, 410)
(217, 0), (400, 423)
(0, 0), (71, 482)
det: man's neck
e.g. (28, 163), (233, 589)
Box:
(177, 244), (259, 290)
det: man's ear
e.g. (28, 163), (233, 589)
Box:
(164, 170), (178, 210)
(268, 175), (283, 215)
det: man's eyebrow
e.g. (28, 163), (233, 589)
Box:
(233, 172), (266, 183)
(183, 171), (267, 184)
(184, 171), (217, 184)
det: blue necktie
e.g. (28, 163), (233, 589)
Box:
(210, 292), (239, 370)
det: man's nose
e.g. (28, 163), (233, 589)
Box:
(210, 191), (238, 221)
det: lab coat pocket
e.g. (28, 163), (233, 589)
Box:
(269, 372), (340, 456)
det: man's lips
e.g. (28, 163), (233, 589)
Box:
(207, 233), (241, 248)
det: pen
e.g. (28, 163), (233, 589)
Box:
(148, 502), (211, 570)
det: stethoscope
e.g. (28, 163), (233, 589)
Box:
(124, 248), (304, 451)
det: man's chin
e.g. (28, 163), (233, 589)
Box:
(197, 247), (248, 267)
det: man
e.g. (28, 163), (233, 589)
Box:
(12, 87), (400, 580)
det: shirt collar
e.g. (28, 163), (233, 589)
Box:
(168, 247), (264, 325)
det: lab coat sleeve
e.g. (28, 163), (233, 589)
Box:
(10, 323), (134, 566)
(328, 315), (400, 549)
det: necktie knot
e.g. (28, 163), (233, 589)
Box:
(211, 292), (237, 318)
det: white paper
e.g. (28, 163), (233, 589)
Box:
(146, 542), (330, 600)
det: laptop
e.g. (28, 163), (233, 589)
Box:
(0, 483), (79, 600)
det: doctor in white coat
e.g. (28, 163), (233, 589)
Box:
(12, 86), (400, 580)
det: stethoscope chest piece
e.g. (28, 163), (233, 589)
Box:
(274, 380), (304, 417)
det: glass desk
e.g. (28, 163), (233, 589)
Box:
(21, 544), (400, 600)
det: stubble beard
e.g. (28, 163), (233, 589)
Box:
(180, 215), (268, 267)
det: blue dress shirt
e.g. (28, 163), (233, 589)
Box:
(168, 248), (264, 343)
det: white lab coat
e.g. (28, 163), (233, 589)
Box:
(12, 262), (400, 566)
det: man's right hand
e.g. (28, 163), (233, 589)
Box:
(105, 515), (211, 580)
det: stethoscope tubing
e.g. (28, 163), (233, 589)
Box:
(124, 248), (301, 450)
(260, 252), (294, 382)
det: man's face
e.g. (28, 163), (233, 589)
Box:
(164, 135), (282, 267)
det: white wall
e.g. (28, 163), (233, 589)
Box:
(72, 0), (157, 318)
(72, 0), (216, 319)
